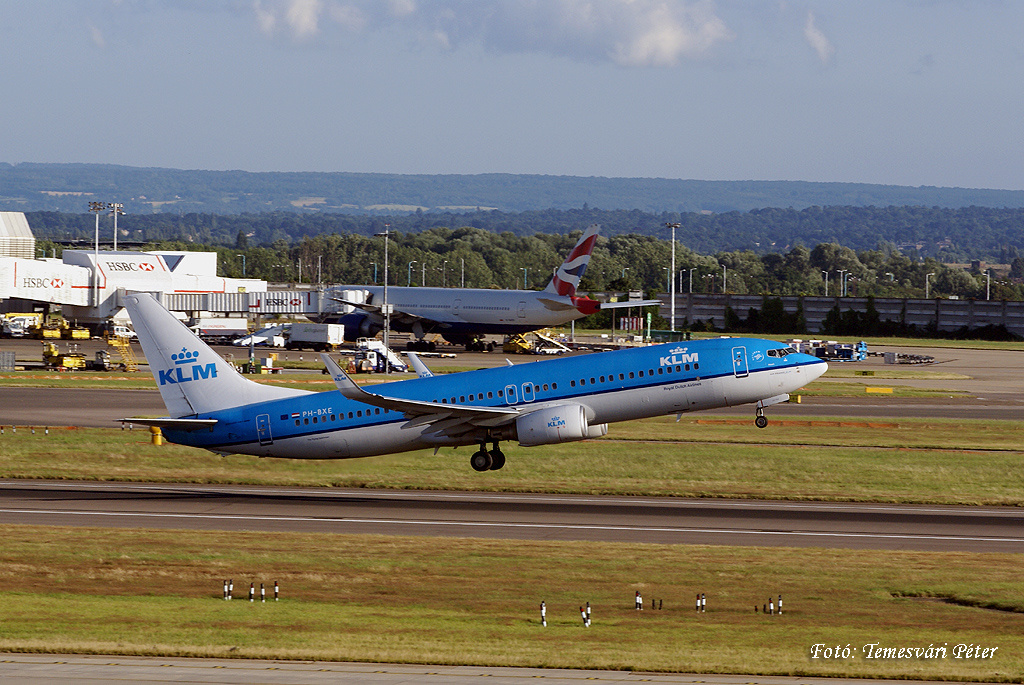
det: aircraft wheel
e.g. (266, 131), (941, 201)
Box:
(488, 449), (506, 470)
(755, 415), (768, 429)
(470, 450), (493, 472)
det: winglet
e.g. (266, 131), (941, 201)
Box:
(406, 351), (435, 378)
(320, 353), (362, 398)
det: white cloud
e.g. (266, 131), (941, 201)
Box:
(803, 9), (834, 64)
(88, 23), (106, 49)
(254, 0), (323, 40)
(251, 0), (734, 66)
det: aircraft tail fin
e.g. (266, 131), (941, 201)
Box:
(544, 224), (599, 296)
(123, 292), (307, 417)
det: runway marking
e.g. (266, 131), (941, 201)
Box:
(0, 508), (1022, 544)
(3, 481), (1020, 517)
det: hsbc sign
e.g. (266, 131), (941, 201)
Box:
(21, 277), (65, 289)
(104, 261), (156, 272)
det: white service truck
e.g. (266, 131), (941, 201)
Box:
(191, 318), (250, 343)
(284, 323), (344, 351)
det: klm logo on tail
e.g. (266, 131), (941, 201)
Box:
(159, 347), (218, 386)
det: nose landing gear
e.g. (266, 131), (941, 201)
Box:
(470, 442), (506, 471)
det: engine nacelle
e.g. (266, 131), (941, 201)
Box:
(515, 403), (608, 447)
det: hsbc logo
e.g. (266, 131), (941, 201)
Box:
(21, 277), (65, 289)
(104, 261), (155, 272)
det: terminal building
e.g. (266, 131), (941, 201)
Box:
(0, 212), (341, 330)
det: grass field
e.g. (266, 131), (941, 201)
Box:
(1, 417), (1023, 504)
(0, 526), (1020, 680)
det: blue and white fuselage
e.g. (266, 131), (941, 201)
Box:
(123, 292), (827, 472)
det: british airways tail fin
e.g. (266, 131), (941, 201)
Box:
(544, 224), (599, 296)
(123, 292), (308, 418)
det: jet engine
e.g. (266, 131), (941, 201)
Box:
(515, 403), (608, 447)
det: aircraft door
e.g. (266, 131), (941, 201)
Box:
(732, 346), (749, 378)
(504, 384), (518, 405)
(517, 301), (527, 318)
(453, 299), (461, 315)
(256, 413), (273, 445)
(522, 382), (534, 403)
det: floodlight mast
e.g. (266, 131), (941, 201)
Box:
(88, 201), (105, 307)
(666, 222), (680, 332)
(108, 202), (125, 251)
(375, 225), (392, 374)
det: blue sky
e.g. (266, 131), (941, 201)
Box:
(2, 1), (1022, 190)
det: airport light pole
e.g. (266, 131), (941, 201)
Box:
(421, 262), (426, 286)
(442, 260), (448, 287)
(837, 269), (847, 297)
(370, 262), (377, 284)
(722, 264), (727, 294)
(521, 268), (528, 289)
(666, 222), (680, 331)
(236, 254), (246, 278)
(822, 271), (829, 296)
(408, 261), (417, 286)
(89, 201), (105, 307)
(688, 268), (696, 294)
(108, 202), (124, 251)
(926, 272), (935, 299)
(461, 258), (465, 288)
(986, 269), (991, 301)
(374, 225), (393, 374)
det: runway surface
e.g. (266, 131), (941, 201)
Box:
(3, 480), (1022, 552)
(1, 653), (1003, 685)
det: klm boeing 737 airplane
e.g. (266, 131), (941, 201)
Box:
(123, 292), (827, 471)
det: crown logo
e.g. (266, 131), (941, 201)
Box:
(171, 348), (200, 365)
(670, 346), (688, 355)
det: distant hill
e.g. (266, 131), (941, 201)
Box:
(3, 162), (1024, 215)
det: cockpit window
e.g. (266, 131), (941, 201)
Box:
(766, 347), (798, 358)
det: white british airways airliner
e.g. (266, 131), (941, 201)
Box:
(123, 292), (827, 472)
(322, 224), (658, 349)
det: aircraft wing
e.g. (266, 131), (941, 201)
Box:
(331, 296), (446, 329)
(320, 354), (519, 432)
(117, 417), (218, 431)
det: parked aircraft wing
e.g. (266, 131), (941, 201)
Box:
(331, 295), (442, 328)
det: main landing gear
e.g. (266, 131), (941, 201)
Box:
(754, 406), (768, 429)
(471, 442), (506, 472)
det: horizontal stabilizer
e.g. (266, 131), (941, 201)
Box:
(599, 299), (662, 309)
(536, 297), (578, 312)
(117, 417), (218, 431)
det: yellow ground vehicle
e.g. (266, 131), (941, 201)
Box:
(42, 341), (86, 371)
